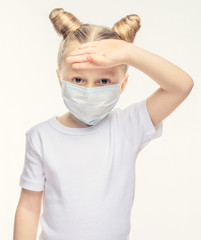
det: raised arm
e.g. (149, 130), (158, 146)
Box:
(124, 44), (194, 126)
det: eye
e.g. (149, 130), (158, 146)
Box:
(72, 77), (84, 84)
(71, 77), (111, 85)
(99, 79), (110, 85)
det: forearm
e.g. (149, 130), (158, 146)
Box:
(124, 44), (194, 93)
(13, 205), (40, 240)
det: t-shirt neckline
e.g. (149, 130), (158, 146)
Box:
(48, 113), (111, 135)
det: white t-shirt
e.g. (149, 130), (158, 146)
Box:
(19, 97), (163, 240)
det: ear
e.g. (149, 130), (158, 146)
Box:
(56, 69), (62, 87)
(120, 74), (129, 94)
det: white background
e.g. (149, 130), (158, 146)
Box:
(1, 0), (200, 239)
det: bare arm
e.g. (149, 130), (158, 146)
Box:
(124, 44), (194, 126)
(13, 188), (43, 240)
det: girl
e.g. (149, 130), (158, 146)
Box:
(13, 8), (194, 240)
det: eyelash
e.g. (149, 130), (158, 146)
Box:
(72, 77), (110, 85)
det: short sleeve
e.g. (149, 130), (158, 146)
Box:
(19, 132), (45, 191)
(114, 97), (163, 153)
(137, 97), (163, 152)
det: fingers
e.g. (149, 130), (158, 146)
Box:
(69, 47), (95, 56)
(67, 53), (107, 68)
(66, 54), (91, 63)
(70, 54), (108, 69)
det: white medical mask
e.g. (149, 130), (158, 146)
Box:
(61, 79), (121, 126)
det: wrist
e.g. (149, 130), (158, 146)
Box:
(122, 43), (139, 67)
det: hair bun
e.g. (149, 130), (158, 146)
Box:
(112, 14), (141, 43)
(49, 8), (82, 39)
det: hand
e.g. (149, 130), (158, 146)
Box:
(66, 39), (131, 69)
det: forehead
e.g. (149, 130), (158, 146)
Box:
(62, 65), (124, 81)
(66, 65), (119, 75)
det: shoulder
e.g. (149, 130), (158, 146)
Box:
(25, 117), (53, 142)
(112, 100), (143, 123)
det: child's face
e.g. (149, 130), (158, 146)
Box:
(56, 44), (129, 94)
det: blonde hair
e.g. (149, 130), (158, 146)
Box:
(49, 8), (141, 76)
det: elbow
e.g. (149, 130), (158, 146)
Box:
(186, 77), (194, 91)
(181, 77), (194, 96)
